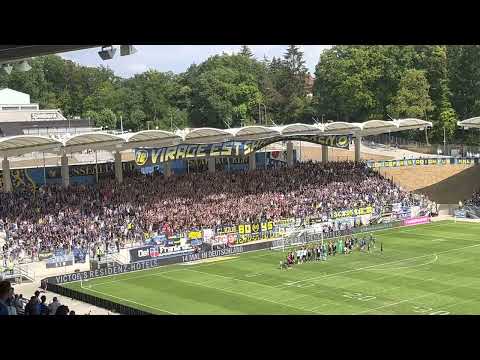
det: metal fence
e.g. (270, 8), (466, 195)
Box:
(45, 282), (151, 315)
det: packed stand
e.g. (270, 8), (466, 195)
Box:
(465, 189), (480, 207)
(0, 161), (426, 263)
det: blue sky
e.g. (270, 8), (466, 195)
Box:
(60, 45), (331, 78)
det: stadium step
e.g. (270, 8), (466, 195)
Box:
(377, 164), (480, 203)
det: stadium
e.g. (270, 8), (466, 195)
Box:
(1, 45), (480, 315)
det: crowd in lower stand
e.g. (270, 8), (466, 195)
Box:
(465, 189), (480, 207)
(0, 281), (75, 316)
(0, 161), (428, 264)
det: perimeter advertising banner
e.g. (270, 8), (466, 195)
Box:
(134, 135), (351, 167)
(49, 240), (273, 285)
(403, 216), (431, 226)
(367, 157), (479, 169)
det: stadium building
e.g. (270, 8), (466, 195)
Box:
(0, 88), (99, 137)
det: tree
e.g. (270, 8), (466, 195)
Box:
(184, 53), (266, 128)
(387, 69), (434, 118)
(387, 69), (434, 144)
(239, 45), (254, 58)
(125, 109), (146, 131)
(313, 46), (381, 121)
(95, 109), (117, 129)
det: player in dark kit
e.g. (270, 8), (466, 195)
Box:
(380, 242), (383, 253)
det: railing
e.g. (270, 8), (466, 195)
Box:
(0, 263), (35, 283)
(16, 263), (35, 281)
(464, 205), (480, 219)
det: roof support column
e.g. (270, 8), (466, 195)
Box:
(164, 162), (172, 178)
(287, 141), (294, 167)
(208, 157), (215, 173)
(61, 153), (70, 188)
(322, 145), (328, 164)
(248, 152), (256, 171)
(355, 136), (361, 162)
(2, 157), (12, 193)
(115, 151), (123, 184)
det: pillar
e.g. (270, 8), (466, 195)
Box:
(287, 141), (294, 167)
(248, 153), (256, 171)
(2, 157), (12, 193)
(354, 136), (361, 162)
(115, 152), (123, 184)
(208, 157), (215, 173)
(164, 162), (172, 177)
(61, 153), (70, 188)
(321, 145), (328, 164)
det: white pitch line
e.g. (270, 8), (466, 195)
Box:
(369, 255), (438, 271)
(355, 274), (480, 315)
(279, 242), (480, 287)
(89, 267), (186, 288)
(156, 271), (321, 315)
(81, 282), (178, 315)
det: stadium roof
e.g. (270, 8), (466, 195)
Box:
(0, 118), (432, 157)
(458, 117), (480, 129)
(0, 135), (62, 157)
(0, 46), (98, 65)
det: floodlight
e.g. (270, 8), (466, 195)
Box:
(16, 60), (31, 72)
(98, 46), (117, 61)
(3, 64), (13, 75)
(120, 45), (137, 56)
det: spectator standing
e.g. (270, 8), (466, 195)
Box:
(6, 286), (17, 315)
(24, 296), (40, 315)
(48, 297), (61, 315)
(39, 295), (49, 315)
(0, 281), (11, 315)
(55, 305), (70, 315)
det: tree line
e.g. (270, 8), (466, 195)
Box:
(0, 45), (479, 145)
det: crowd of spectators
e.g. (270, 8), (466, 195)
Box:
(465, 189), (480, 207)
(0, 281), (74, 316)
(0, 160), (427, 264)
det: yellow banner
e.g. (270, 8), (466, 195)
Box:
(188, 231), (202, 240)
(332, 206), (374, 219)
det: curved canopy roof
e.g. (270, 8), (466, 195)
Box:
(458, 117), (480, 129)
(0, 135), (62, 157)
(63, 133), (125, 153)
(361, 120), (398, 135)
(183, 128), (233, 144)
(233, 126), (282, 140)
(124, 130), (182, 147)
(0, 118), (432, 158)
(394, 118), (432, 132)
(280, 123), (320, 136)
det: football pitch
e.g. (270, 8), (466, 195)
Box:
(66, 221), (480, 315)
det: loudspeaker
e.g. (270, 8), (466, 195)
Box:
(98, 46), (117, 60)
(120, 45), (137, 56)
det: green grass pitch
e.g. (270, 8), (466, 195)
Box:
(65, 221), (480, 315)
